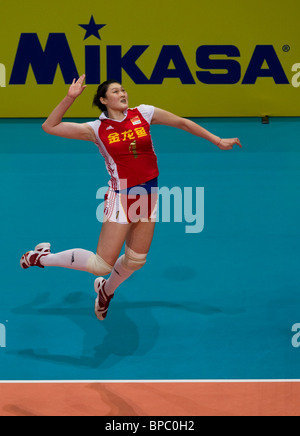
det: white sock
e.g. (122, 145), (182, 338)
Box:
(104, 255), (134, 296)
(40, 249), (93, 271)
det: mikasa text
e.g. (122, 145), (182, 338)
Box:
(6, 35), (300, 87)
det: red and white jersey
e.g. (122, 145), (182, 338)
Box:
(87, 105), (159, 191)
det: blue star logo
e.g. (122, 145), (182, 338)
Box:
(79, 15), (106, 40)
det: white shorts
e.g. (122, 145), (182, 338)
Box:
(103, 186), (158, 224)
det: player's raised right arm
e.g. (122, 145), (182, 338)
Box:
(42, 74), (96, 143)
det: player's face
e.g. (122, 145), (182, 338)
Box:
(101, 83), (128, 112)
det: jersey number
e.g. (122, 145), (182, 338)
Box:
(129, 140), (138, 159)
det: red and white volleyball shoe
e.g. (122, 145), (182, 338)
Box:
(94, 277), (114, 321)
(20, 243), (51, 269)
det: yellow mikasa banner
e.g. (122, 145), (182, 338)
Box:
(0, 0), (299, 118)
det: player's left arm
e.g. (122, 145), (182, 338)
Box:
(151, 107), (242, 150)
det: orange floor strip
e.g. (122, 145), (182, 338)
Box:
(0, 382), (300, 416)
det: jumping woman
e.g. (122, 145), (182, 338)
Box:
(20, 74), (242, 321)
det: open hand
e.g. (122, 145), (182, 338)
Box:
(217, 138), (242, 150)
(67, 74), (87, 100)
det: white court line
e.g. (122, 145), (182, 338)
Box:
(0, 379), (300, 383)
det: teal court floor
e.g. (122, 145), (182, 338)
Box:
(0, 117), (300, 381)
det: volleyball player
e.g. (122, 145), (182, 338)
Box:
(20, 75), (242, 321)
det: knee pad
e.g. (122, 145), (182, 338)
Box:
(87, 253), (113, 276)
(122, 246), (147, 271)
